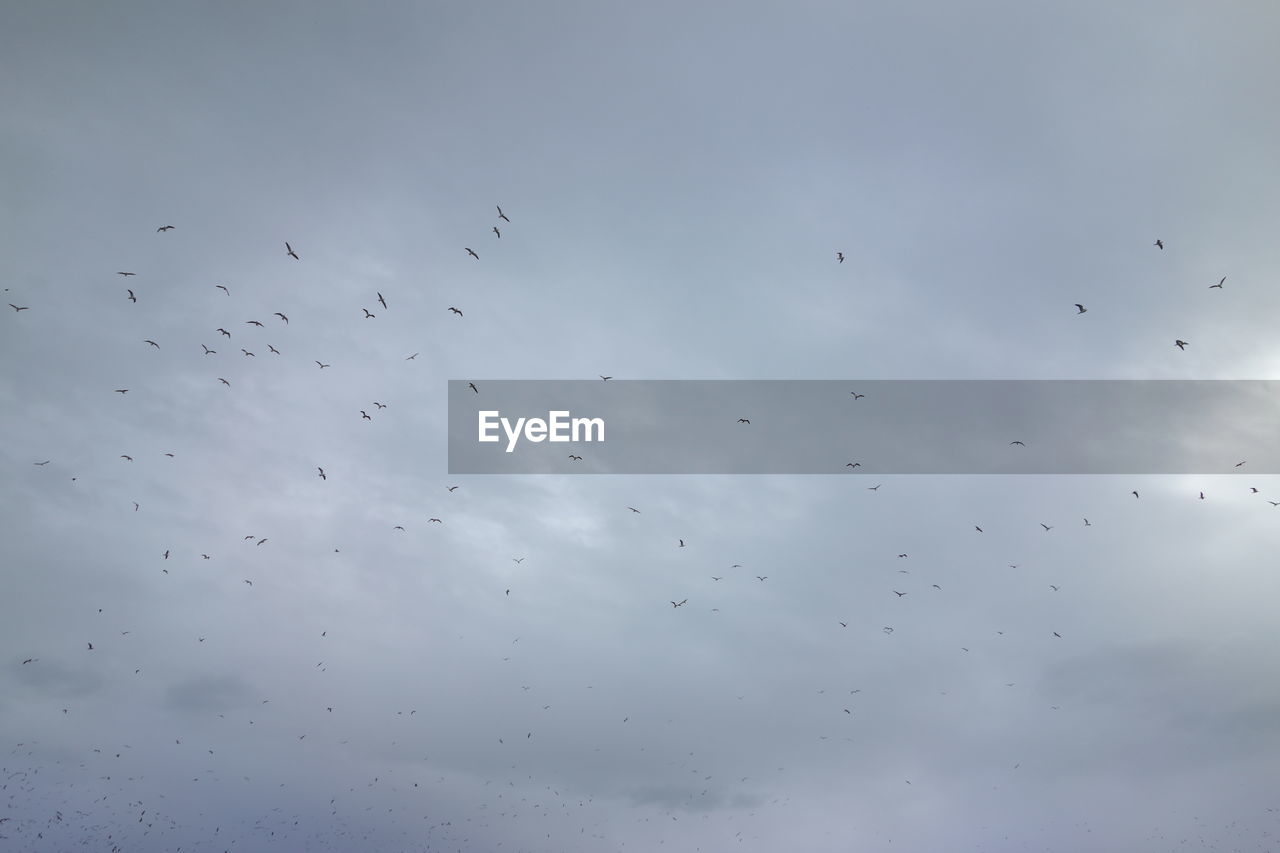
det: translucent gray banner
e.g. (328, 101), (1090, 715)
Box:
(447, 380), (1280, 474)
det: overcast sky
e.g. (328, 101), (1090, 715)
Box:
(4, 2), (1280, 851)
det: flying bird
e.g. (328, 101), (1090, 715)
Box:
(406, 352), (418, 360)
(670, 599), (687, 608)
(711, 576), (722, 581)
(217, 328), (230, 337)
(244, 579), (253, 586)
(569, 454), (582, 461)
(362, 308), (375, 318)
(127, 289), (136, 302)
(465, 248), (479, 260)
(286, 242), (299, 260)
(218, 378), (230, 386)
(1210, 277), (1225, 288)
(600, 375), (612, 380)
(1154, 239), (1163, 249)
(1040, 523), (1053, 531)
(893, 590), (907, 597)
(216, 285), (229, 295)
(120, 455), (133, 461)
(756, 576), (767, 581)
(497, 205), (510, 222)
(1010, 441), (1025, 446)
(1175, 340), (1188, 350)
(274, 312), (288, 323)
(1084, 518), (1091, 526)
(377, 292), (387, 309)
(256, 538), (267, 545)
(678, 539), (685, 547)
(316, 361), (330, 368)
(373, 402), (386, 409)
(1074, 303), (1087, 314)
(846, 462), (861, 468)
(9, 303), (29, 311)
(1199, 491), (1205, 499)
(117, 271), (136, 277)
(361, 411), (371, 420)
(493, 226), (501, 238)
(428, 518), (442, 523)
(242, 349), (254, 356)
(318, 467), (326, 480)
(468, 382), (478, 394)
(1132, 490), (1139, 498)
(868, 484), (881, 491)
(836, 252), (844, 263)
(850, 392), (865, 399)
(268, 344), (279, 354)
(1049, 585), (1059, 591)
(144, 340), (158, 348)
(202, 344), (215, 354)
(446, 485), (458, 491)
(157, 225), (175, 232)
(1235, 461), (1246, 467)
(34, 460), (50, 465)
(246, 320), (264, 326)
(737, 418), (750, 424)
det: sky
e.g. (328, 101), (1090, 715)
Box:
(3, 2), (1280, 851)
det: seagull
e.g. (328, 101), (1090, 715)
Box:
(34, 460), (50, 465)
(244, 579), (253, 586)
(497, 205), (510, 222)
(373, 402), (386, 409)
(836, 252), (844, 263)
(679, 539), (685, 547)
(893, 590), (907, 597)
(202, 345), (216, 354)
(670, 599), (687, 608)
(286, 242), (299, 260)
(256, 538), (267, 545)
(465, 248), (479, 260)
(318, 467), (326, 480)
(1049, 585), (1059, 591)
(1154, 239), (1163, 249)
(361, 411), (371, 420)
(428, 518), (442, 523)
(1074, 303), (1087, 314)
(274, 312), (288, 324)
(218, 378), (230, 386)
(975, 525), (983, 532)
(737, 418), (750, 424)
(1235, 461), (1246, 468)
(127, 289), (136, 302)
(1010, 441), (1025, 446)
(157, 225), (175, 232)
(375, 292), (387, 310)
(868, 484), (881, 491)
(144, 340), (158, 348)
(469, 382), (478, 394)
(1040, 523), (1053, 531)
(217, 328), (231, 337)
(242, 349), (254, 356)
(1199, 491), (1205, 499)
(600, 375), (612, 380)
(512, 557), (524, 563)
(756, 576), (767, 581)
(446, 485), (458, 491)
(120, 455), (133, 461)
(1084, 518), (1091, 526)
(316, 361), (330, 368)
(449, 307), (463, 316)
(8, 303), (30, 311)
(1210, 277), (1225, 289)
(493, 226), (501, 238)
(406, 352), (418, 360)
(711, 576), (722, 581)
(1175, 340), (1188, 350)
(569, 454), (582, 461)
(838, 621), (847, 627)
(627, 506), (640, 512)
(247, 319), (263, 326)
(216, 285), (229, 295)
(362, 308), (375, 318)
(850, 392), (865, 399)
(1132, 490), (1139, 498)
(268, 344), (279, 354)
(117, 271), (136, 277)
(845, 462), (861, 468)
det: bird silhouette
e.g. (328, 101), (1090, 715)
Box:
(497, 205), (510, 222)
(1210, 277), (1225, 289)
(216, 285), (230, 295)
(117, 271), (135, 276)
(217, 328), (230, 337)
(9, 303), (30, 311)
(836, 252), (844, 263)
(465, 248), (479, 260)
(274, 312), (288, 323)
(846, 462), (861, 468)
(202, 344), (215, 354)
(127, 289), (136, 302)
(218, 378), (230, 386)
(670, 599), (687, 608)
(449, 307), (463, 316)
(286, 242), (299, 260)
(318, 468), (326, 480)
(850, 392), (865, 399)
(737, 418), (750, 424)
(360, 411), (371, 420)
(120, 455), (133, 461)
(893, 590), (907, 597)
(362, 308), (375, 318)
(144, 340), (158, 348)
(1175, 340), (1188, 350)
(756, 576), (767, 582)
(268, 344), (279, 354)
(1075, 303), (1087, 314)
(246, 319), (263, 326)
(1010, 440), (1025, 446)
(1154, 239), (1163, 249)
(493, 226), (501, 238)
(157, 225), (175, 232)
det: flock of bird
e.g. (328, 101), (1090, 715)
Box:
(4, 223), (1277, 853)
